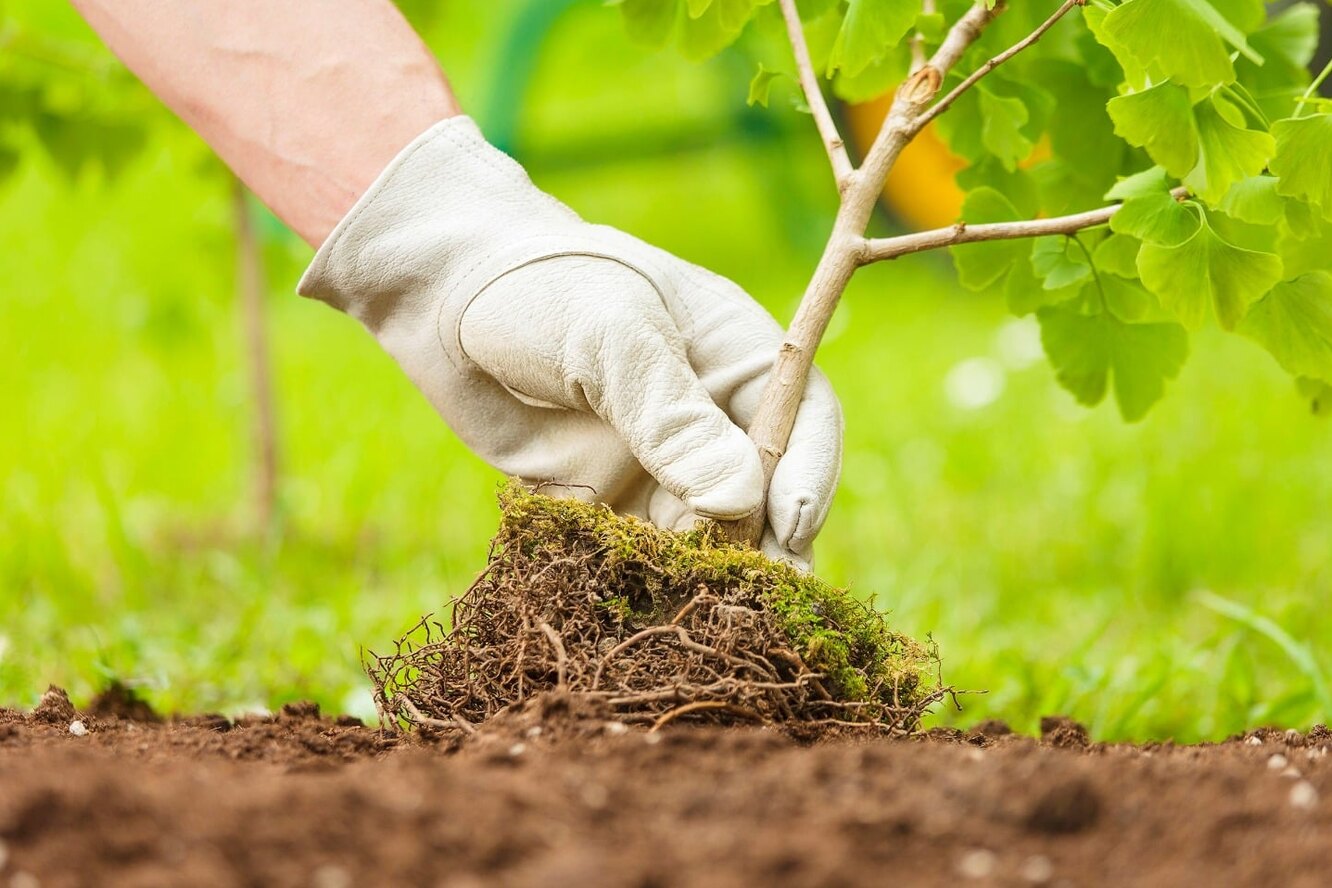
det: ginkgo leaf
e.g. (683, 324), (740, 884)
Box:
(1217, 175), (1286, 225)
(748, 65), (781, 106)
(1107, 82), (1199, 177)
(619, 0), (680, 46)
(1237, 3), (1322, 120)
(1101, 0), (1235, 87)
(979, 86), (1034, 172)
(1271, 115), (1332, 220)
(1182, 94), (1276, 204)
(1038, 304), (1189, 421)
(1095, 233), (1143, 279)
(1138, 214), (1284, 329)
(829, 0), (921, 76)
(678, 0), (766, 58)
(951, 187), (1026, 290)
(1277, 212), (1332, 278)
(1108, 168), (1198, 246)
(1032, 236), (1092, 290)
(1238, 272), (1332, 382)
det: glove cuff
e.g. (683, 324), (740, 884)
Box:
(295, 114), (579, 333)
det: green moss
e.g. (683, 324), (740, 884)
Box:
(497, 482), (936, 710)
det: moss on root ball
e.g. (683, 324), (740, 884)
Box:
(371, 483), (944, 735)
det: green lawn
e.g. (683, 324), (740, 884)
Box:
(2, 2), (1329, 741)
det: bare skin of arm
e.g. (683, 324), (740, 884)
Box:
(71, 0), (461, 246)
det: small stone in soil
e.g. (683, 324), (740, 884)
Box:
(956, 849), (996, 880)
(507, 743), (526, 757)
(68, 720), (87, 737)
(1289, 781), (1318, 811)
(1281, 766), (1303, 780)
(1246, 736), (1264, 747)
(312, 864), (351, 888)
(1018, 854), (1054, 884)
(1267, 754), (1288, 770)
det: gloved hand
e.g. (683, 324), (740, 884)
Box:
(298, 116), (842, 567)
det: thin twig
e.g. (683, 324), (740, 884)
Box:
(778, 0), (852, 187)
(913, 0), (1083, 133)
(909, 0), (938, 74)
(859, 0), (1000, 189)
(860, 186), (1189, 263)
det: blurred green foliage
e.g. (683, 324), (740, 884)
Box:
(0, 1), (1329, 740)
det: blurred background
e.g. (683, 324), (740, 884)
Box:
(1, 0), (1329, 741)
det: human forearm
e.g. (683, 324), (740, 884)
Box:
(71, 0), (460, 245)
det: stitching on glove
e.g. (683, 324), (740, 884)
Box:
(442, 251), (669, 374)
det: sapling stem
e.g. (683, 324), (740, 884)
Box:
(719, 0), (1099, 546)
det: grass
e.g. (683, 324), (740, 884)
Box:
(2, 2), (1329, 739)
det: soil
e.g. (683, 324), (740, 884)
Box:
(1, 688), (1329, 887)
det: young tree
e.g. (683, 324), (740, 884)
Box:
(616, 0), (1332, 542)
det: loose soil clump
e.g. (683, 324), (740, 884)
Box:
(369, 485), (944, 736)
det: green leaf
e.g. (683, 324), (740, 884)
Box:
(914, 10), (945, 41)
(1101, 0), (1235, 87)
(1206, 0), (1265, 33)
(747, 65), (780, 106)
(1039, 304), (1189, 421)
(830, 0), (921, 76)
(1106, 166), (1173, 201)
(1271, 115), (1332, 220)
(677, 0), (764, 59)
(619, 0), (680, 46)
(1108, 168), (1198, 246)
(1032, 237), (1092, 290)
(1107, 83), (1200, 178)
(978, 85), (1034, 172)
(1095, 233), (1143, 278)
(1277, 210), (1332, 278)
(687, 0), (713, 16)
(1037, 61), (1124, 193)
(1100, 273), (1157, 321)
(1237, 4), (1322, 120)
(1084, 3), (1152, 88)
(951, 187), (1024, 290)
(1175, 0), (1263, 63)
(956, 157), (1040, 217)
(1138, 213), (1284, 329)
(1217, 175), (1286, 225)
(1238, 272), (1332, 382)
(1182, 94), (1276, 204)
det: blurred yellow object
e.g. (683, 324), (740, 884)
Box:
(846, 92), (1053, 230)
(846, 93), (966, 230)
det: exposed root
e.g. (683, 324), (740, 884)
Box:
(368, 483), (946, 737)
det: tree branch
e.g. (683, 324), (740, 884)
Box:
(859, 187), (1189, 264)
(857, 1), (1000, 195)
(913, 0), (1083, 133)
(778, 0), (852, 186)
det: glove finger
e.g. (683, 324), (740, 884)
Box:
(760, 527), (813, 572)
(764, 367), (842, 559)
(460, 256), (763, 521)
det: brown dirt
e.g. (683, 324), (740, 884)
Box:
(1, 688), (1329, 887)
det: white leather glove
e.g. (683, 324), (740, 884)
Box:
(297, 116), (842, 567)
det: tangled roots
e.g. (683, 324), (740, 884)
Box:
(369, 484), (946, 736)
